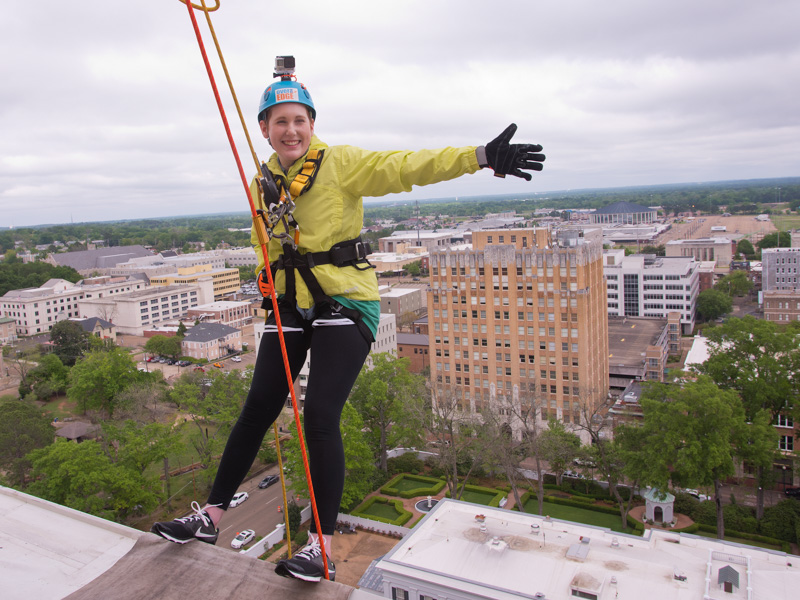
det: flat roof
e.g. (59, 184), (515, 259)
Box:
(608, 317), (666, 368)
(377, 499), (800, 600)
(0, 486), (369, 600)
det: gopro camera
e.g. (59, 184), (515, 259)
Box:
(274, 55), (296, 78)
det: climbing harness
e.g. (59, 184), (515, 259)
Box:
(178, 0), (329, 575)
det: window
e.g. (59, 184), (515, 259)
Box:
(777, 414), (794, 428)
(391, 588), (409, 600)
(780, 435), (794, 452)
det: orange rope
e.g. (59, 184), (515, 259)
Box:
(180, 0), (329, 578)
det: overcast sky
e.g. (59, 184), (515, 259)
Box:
(1, 1), (798, 228)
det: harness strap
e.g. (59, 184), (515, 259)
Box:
(265, 241), (375, 344)
(273, 238), (373, 270)
(288, 148), (324, 199)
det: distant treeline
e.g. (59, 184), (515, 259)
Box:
(363, 178), (800, 222)
(2, 178), (798, 254)
(0, 214), (253, 255)
(0, 258), (81, 296)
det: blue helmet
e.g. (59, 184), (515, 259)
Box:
(257, 79), (316, 122)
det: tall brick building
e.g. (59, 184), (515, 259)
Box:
(427, 228), (609, 434)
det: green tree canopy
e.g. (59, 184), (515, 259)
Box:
(638, 377), (746, 538)
(714, 271), (753, 297)
(50, 320), (90, 367)
(26, 438), (160, 521)
(349, 353), (427, 472)
(736, 239), (755, 257)
(757, 231), (791, 249)
(0, 401), (54, 485)
(67, 347), (141, 417)
(696, 288), (733, 322)
(28, 354), (70, 401)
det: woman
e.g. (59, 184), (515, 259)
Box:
(151, 62), (545, 583)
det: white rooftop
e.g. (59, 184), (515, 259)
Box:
(0, 486), (138, 600)
(377, 499), (799, 600)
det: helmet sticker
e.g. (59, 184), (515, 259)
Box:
(275, 88), (300, 103)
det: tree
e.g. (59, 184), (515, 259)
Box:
(696, 288), (733, 322)
(0, 401), (54, 485)
(736, 239), (755, 257)
(26, 439), (160, 521)
(178, 368), (251, 486)
(50, 320), (90, 366)
(534, 421), (581, 515)
(67, 347), (140, 416)
(409, 386), (485, 500)
(349, 353), (427, 472)
(144, 334), (181, 359)
(27, 354), (70, 401)
(405, 261), (421, 276)
(112, 380), (168, 424)
(700, 316), (798, 518)
(638, 377), (746, 539)
(281, 402), (376, 511)
(756, 231), (791, 249)
(573, 391), (642, 529)
(176, 321), (188, 337)
(714, 271), (753, 297)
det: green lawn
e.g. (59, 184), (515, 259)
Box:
(522, 498), (637, 535)
(392, 475), (439, 493)
(771, 214), (800, 231)
(459, 489), (501, 506)
(360, 500), (404, 521)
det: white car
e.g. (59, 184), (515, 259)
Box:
(231, 529), (255, 549)
(229, 491), (249, 507)
(231, 356), (242, 362)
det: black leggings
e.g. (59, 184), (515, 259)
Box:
(206, 304), (371, 535)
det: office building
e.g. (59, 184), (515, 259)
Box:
(428, 227), (609, 431)
(762, 247), (800, 291)
(604, 250), (699, 334)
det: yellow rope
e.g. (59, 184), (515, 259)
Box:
(196, 0), (261, 174)
(182, 0), (298, 560)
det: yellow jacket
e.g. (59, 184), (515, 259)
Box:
(251, 136), (480, 309)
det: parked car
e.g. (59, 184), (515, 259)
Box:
(231, 529), (255, 549)
(229, 491), (249, 507)
(213, 362), (223, 368)
(194, 367), (205, 372)
(258, 474), (279, 489)
(785, 486), (800, 498)
(231, 356), (242, 363)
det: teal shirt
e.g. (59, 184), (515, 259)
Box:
(334, 296), (380, 338)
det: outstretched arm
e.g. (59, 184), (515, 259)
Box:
(477, 123), (546, 181)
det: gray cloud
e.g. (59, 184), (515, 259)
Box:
(1, 0), (798, 227)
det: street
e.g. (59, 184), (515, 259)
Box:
(214, 468), (306, 551)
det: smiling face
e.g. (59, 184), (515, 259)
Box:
(259, 103), (314, 170)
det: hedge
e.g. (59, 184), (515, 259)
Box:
(350, 495), (413, 526)
(380, 473), (446, 499)
(695, 523), (790, 552)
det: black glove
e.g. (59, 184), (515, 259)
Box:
(483, 123), (545, 181)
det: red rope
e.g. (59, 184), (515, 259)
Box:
(182, 0), (329, 578)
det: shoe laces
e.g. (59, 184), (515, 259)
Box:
(176, 501), (211, 528)
(296, 541), (322, 561)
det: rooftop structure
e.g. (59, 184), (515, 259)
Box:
(590, 201), (658, 225)
(375, 498), (800, 600)
(46, 245), (153, 275)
